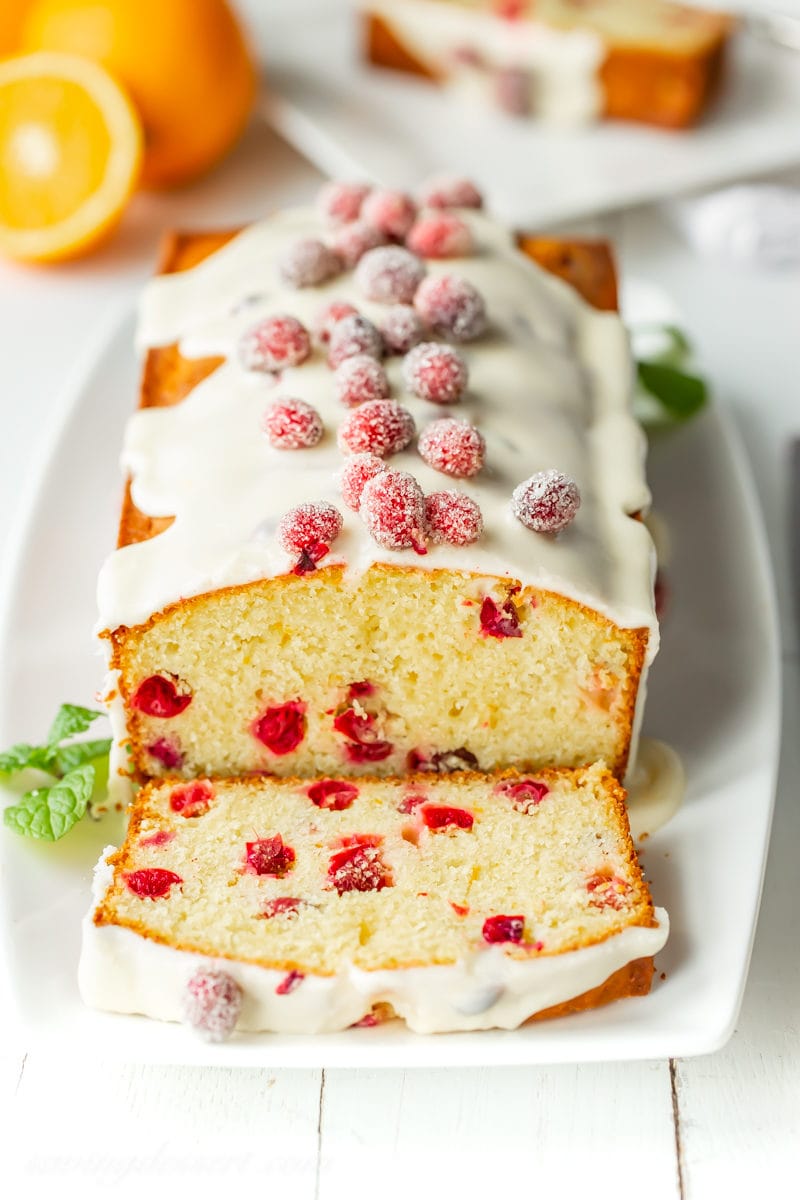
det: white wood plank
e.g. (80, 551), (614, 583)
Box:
(319, 1063), (679, 1200)
(675, 661), (800, 1198)
(8, 1057), (322, 1195)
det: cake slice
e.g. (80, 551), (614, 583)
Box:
(79, 763), (668, 1036)
(362, 0), (733, 128)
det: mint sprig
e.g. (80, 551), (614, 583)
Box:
(632, 323), (709, 425)
(1, 704), (111, 842)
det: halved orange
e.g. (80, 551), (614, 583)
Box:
(0, 51), (142, 262)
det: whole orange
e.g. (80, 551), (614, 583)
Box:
(22, 0), (257, 188)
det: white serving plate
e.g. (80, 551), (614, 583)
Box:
(0, 283), (780, 1066)
(262, 2), (800, 228)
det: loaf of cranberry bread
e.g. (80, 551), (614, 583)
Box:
(98, 179), (657, 799)
(362, 0), (733, 128)
(79, 763), (668, 1036)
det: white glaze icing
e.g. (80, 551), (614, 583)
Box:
(361, 0), (605, 123)
(79, 850), (668, 1034)
(626, 737), (685, 840)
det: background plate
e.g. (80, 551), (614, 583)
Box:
(0, 281), (780, 1066)
(261, 0), (800, 228)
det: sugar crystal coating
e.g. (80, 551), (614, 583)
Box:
(338, 399), (415, 457)
(279, 237), (342, 288)
(403, 342), (468, 405)
(331, 219), (388, 268)
(239, 314), (311, 373)
(511, 469), (581, 533)
(328, 313), (384, 368)
(360, 470), (427, 551)
(277, 502), (343, 554)
(360, 188), (417, 240)
(417, 176), (483, 209)
(316, 180), (371, 226)
(379, 305), (425, 354)
(334, 355), (390, 408)
(425, 491), (484, 546)
(406, 212), (474, 259)
(414, 273), (487, 342)
(340, 452), (387, 511)
(182, 967), (242, 1042)
(355, 245), (427, 304)
(418, 418), (485, 476)
(263, 397), (324, 449)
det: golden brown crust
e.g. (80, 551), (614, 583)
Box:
(517, 236), (618, 312)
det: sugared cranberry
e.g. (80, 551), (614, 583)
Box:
(495, 67), (531, 115)
(403, 342), (468, 404)
(414, 274), (487, 342)
(328, 313), (384, 367)
(334, 355), (390, 408)
(252, 700), (307, 755)
(340, 452), (386, 511)
(169, 780), (215, 818)
(418, 418), (484, 476)
(586, 871), (630, 910)
(331, 219), (387, 267)
(125, 868), (182, 899)
(263, 397), (324, 449)
(338, 399), (415, 457)
(379, 305), (424, 354)
(279, 237), (342, 287)
(183, 968), (242, 1042)
(417, 176), (483, 210)
(147, 737), (183, 769)
(425, 491), (484, 546)
(245, 835), (296, 877)
(480, 596), (522, 638)
(421, 804), (474, 830)
(333, 708), (393, 763)
(132, 674), (192, 718)
(276, 970), (305, 995)
(355, 245), (427, 304)
(261, 897), (303, 919)
(360, 469), (427, 552)
(482, 915), (525, 944)
(360, 188), (417, 240)
(307, 779), (359, 810)
(277, 503), (343, 572)
(328, 843), (393, 894)
(314, 299), (358, 345)
(512, 470), (581, 534)
(239, 314), (311, 372)
(495, 778), (549, 813)
(407, 213), (474, 259)
(317, 180), (371, 226)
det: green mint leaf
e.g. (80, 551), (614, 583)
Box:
(636, 361), (708, 422)
(3, 764), (95, 841)
(52, 738), (112, 775)
(46, 704), (104, 751)
(0, 743), (54, 776)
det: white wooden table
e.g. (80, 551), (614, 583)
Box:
(0, 115), (797, 1196)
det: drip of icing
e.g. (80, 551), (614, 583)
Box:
(626, 738), (686, 840)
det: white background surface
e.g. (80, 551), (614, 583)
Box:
(1, 0), (799, 1192)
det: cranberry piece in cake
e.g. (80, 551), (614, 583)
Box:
(512, 470), (581, 534)
(406, 213), (474, 259)
(379, 305), (424, 354)
(314, 299), (358, 345)
(331, 219), (388, 268)
(414, 274), (487, 342)
(420, 804), (474, 830)
(480, 596), (522, 639)
(425, 492), (484, 546)
(333, 708), (394, 763)
(355, 245), (427, 304)
(132, 674), (192, 718)
(328, 843), (393, 894)
(183, 967), (242, 1042)
(417, 176), (483, 210)
(278, 237), (342, 288)
(307, 779), (359, 810)
(340, 452), (386, 511)
(277, 502), (343, 573)
(169, 780), (215, 818)
(334, 356), (390, 408)
(261, 897), (303, 919)
(125, 868), (183, 899)
(239, 314), (311, 372)
(360, 188), (417, 240)
(360, 470), (427, 552)
(586, 870), (631, 911)
(482, 915), (525, 944)
(317, 180), (371, 226)
(418, 418), (484, 475)
(338, 400), (415, 457)
(252, 700), (307, 755)
(147, 737), (183, 769)
(495, 778), (549, 813)
(244, 835), (296, 877)
(263, 397), (324, 449)
(328, 313), (384, 368)
(403, 343), (468, 405)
